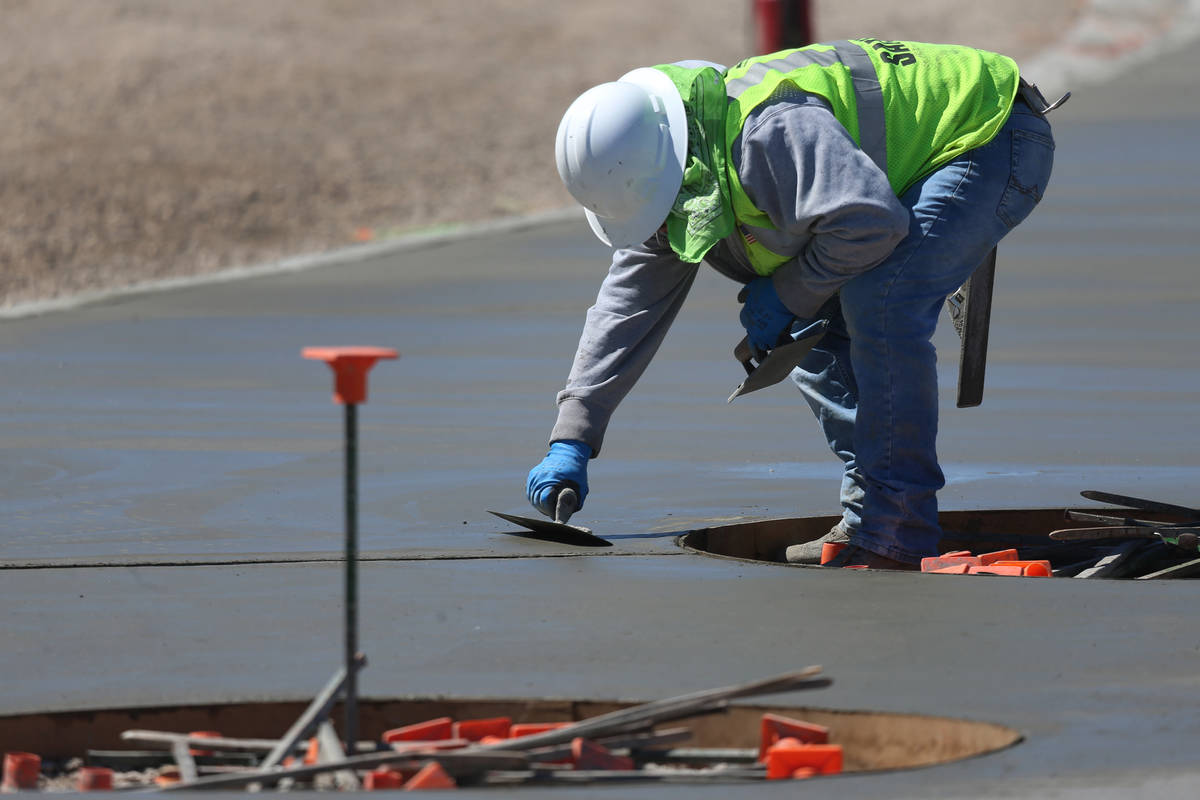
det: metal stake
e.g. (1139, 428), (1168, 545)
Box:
(343, 401), (358, 756)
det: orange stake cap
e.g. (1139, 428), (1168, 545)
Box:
(978, 549), (1020, 565)
(759, 713), (830, 761)
(302, 346), (398, 405)
(992, 559), (1053, 577)
(364, 767), (408, 790)
(2, 752), (41, 790)
(968, 564), (1026, 576)
(77, 767), (114, 792)
(819, 542), (847, 565)
(921, 555), (981, 572)
(510, 722), (570, 739)
(764, 742), (843, 779)
(403, 761), (457, 790)
(383, 717), (455, 744)
(188, 731), (222, 757)
(570, 738), (635, 771)
(930, 564), (971, 574)
(452, 716), (511, 742)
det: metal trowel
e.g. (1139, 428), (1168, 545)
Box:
(488, 487), (612, 547)
(727, 319), (828, 403)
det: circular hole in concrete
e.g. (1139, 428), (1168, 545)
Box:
(1, 696), (1020, 788)
(677, 507), (1199, 578)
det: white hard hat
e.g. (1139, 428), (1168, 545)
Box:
(555, 67), (688, 249)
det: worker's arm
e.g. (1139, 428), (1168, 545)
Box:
(549, 234), (701, 457)
(735, 94), (910, 319)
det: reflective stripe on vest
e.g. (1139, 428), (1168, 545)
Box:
(727, 41), (885, 174)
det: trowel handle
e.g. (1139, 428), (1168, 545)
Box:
(555, 486), (580, 525)
(734, 337), (757, 376)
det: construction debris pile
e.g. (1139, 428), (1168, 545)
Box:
(3, 669), (845, 792)
(822, 492), (1200, 579)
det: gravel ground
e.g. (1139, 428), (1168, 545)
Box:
(0, 0), (1083, 309)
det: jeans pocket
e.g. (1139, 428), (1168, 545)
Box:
(997, 128), (1055, 229)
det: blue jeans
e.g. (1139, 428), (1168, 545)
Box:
(791, 99), (1055, 563)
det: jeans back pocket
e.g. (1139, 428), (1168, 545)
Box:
(997, 127), (1055, 229)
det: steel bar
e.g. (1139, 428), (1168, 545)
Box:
(154, 748), (530, 792)
(523, 728), (693, 762)
(643, 747), (760, 765)
(1135, 556), (1200, 580)
(472, 668), (829, 755)
(170, 740), (198, 783)
(344, 402), (359, 757)
(121, 731), (289, 753)
(485, 765), (766, 786)
(258, 652), (367, 771)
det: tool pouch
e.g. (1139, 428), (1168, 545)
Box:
(1017, 77), (1071, 115)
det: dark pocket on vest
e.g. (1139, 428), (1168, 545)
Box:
(997, 128), (1055, 229)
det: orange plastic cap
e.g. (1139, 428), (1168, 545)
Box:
(510, 722), (570, 739)
(921, 555), (981, 572)
(452, 716), (511, 742)
(930, 564), (971, 574)
(364, 767), (408, 790)
(968, 564), (1025, 576)
(764, 741), (843, 779)
(992, 559), (1053, 577)
(2, 752), (41, 790)
(188, 731), (222, 757)
(77, 767), (115, 791)
(384, 717), (455, 744)
(570, 738), (634, 771)
(819, 542), (847, 564)
(978, 549), (1020, 565)
(759, 713), (830, 761)
(302, 346), (399, 405)
(402, 761), (457, 790)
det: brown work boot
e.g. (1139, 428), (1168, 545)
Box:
(784, 523), (851, 565)
(822, 544), (920, 571)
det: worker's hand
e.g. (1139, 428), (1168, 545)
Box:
(526, 440), (591, 517)
(738, 277), (795, 353)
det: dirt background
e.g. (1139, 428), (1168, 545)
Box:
(0, 0), (1084, 309)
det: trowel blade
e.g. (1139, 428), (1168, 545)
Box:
(488, 510), (612, 547)
(728, 321), (828, 403)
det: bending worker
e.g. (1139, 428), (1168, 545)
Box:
(526, 39), (1059, 569)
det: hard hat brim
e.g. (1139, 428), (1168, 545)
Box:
(585, 67), (689, 250)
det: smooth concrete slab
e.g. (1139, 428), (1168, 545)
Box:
(2, 31), (1200, 800)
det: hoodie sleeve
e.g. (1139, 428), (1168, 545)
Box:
(549, 233), (700, 456)
(736, 96), (910, 317)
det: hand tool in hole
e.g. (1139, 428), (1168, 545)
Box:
(1079, 489), (1200, 521)
(728, 318), (828, 403)
(1049, 526), (1200, 553)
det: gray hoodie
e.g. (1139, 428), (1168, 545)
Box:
(549, 91), (910, 456)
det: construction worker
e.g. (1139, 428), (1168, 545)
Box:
(526, 40), (1060, 569)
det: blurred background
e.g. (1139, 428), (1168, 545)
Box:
(0, 0), (1086, 308)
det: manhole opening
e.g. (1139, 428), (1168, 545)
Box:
(1, 696), (1019, 789)
(678, 507), (1200, 579)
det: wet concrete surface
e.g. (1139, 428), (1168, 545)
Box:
(4, 39), (1200, 799)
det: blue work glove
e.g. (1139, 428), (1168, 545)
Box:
(738, 276), (796, 353)
(526, 440), (591, 517)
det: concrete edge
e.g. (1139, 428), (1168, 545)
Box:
(0, 207), (584, 321)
